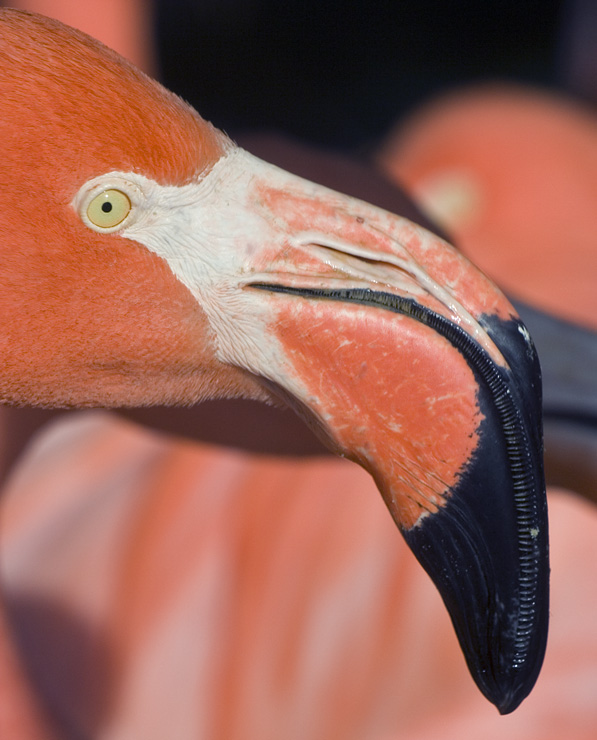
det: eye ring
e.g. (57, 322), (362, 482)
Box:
(86, 188), (132, 230)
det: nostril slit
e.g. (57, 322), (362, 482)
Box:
(306, 242), (416, 277)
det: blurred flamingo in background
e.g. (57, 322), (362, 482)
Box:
(2, 411), (596, 740)
(378, 84), (597, 330)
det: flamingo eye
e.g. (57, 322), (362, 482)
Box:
(86, 189), (132, 229)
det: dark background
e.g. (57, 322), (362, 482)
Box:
(154, 0), (588, 152)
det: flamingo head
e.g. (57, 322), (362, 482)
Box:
(0, 9), (548, 713)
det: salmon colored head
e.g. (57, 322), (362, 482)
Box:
(0, 9), (548, 714)
(0, 9), (248, 407)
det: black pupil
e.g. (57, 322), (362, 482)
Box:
(102, 201), (113, 213)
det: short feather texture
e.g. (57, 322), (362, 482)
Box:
(0, 9), (264, 408)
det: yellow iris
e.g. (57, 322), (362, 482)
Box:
(86, 189), (131, 229)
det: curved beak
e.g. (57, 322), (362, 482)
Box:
(133, 147), (549, 712)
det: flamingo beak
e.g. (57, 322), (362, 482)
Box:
(124, 147), (549, 713)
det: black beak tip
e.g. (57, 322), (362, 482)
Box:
(492, 676), (537, 716)
(474, 618), (549, 715)
(403, 480), (549, 713)
(403, 313), (549, 714)
(473, 671), (536, 716)
(468, 590), (549, 715)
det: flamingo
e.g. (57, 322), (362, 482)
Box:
(0, 8), (548, 716)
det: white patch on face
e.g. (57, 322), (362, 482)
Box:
(72, 148), (306, 395)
